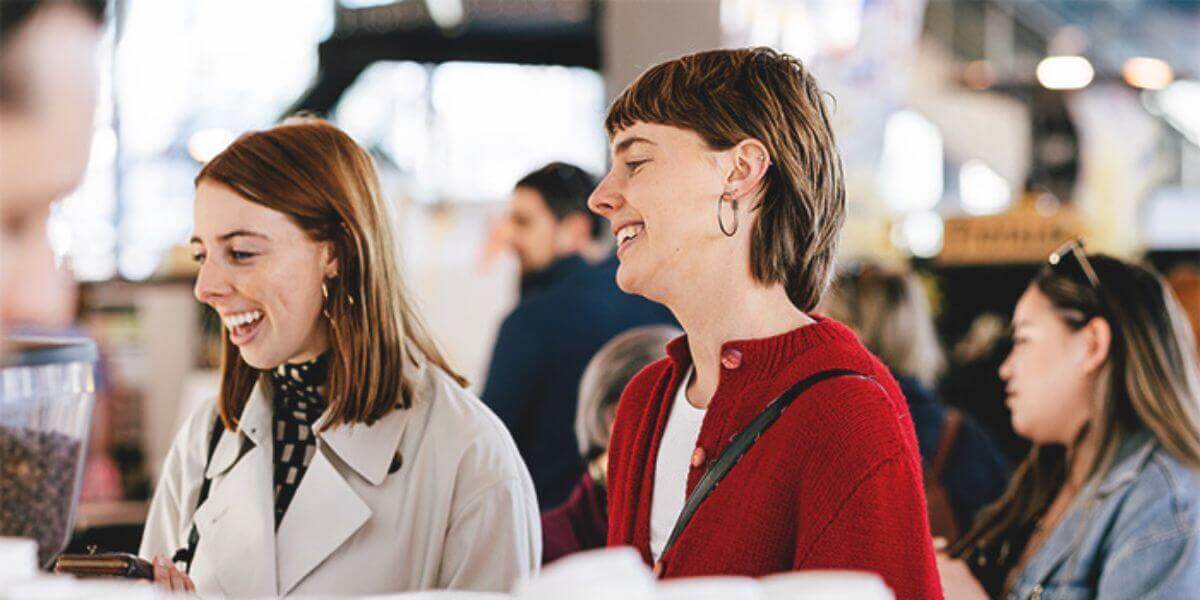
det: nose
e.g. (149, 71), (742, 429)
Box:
(588, 170), (624, 218)
(193, 259), (232, 306)
(998, 350), (1014, 382)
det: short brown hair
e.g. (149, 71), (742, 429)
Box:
(606, 47), (845, 311)
(197, 118), (466, 431)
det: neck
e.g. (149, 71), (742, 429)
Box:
(667, 281), (813, 409)
(1065, 427), (1098, 489)
(288, 326), (330, 365)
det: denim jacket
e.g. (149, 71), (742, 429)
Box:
(1007, 430), (1200, 599)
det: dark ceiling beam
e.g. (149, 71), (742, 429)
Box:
(286, 2), (600, 117)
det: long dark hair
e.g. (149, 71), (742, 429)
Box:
(951, 255), (1200, 581)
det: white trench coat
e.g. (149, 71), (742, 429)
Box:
(140, 357), (541, 598)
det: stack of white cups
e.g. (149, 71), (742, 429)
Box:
(0, 537), (38, 591)
(656, 576), (763, 600)
(515, 548), (894, 600)
(517, 548), (655, 600)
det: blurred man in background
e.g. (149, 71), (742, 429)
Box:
(482, 161), (674, 509)
(505, 162), (607, 297)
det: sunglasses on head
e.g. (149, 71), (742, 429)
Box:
(1048, 237), (1100, 290)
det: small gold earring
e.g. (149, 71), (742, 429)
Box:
(321, 281), (333, 321)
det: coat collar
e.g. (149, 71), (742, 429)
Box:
(199, 355), (432, 596)
(1096, 429), (1158, 496)
(312, 353), (428, 485)
(205, 378), (271, 479)
(208, 359), (429, 485)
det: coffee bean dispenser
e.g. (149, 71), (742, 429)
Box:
(0, 337), (98, 568)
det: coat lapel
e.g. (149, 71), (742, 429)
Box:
(274, 445), (371, 595)
(192, 385), (277, 598)
(274, 362), (422, 594)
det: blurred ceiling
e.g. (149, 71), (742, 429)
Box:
(929, 0), (1198, 84)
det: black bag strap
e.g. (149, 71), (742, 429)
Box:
(658, 368), (873, 564)
(171, 415), (224, 574)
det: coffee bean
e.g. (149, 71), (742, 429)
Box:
(0, 425), (84, 568)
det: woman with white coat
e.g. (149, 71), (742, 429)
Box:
(139, 118), (541, 598)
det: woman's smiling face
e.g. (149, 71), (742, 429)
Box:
(191, 179), (336, 370)
(587, 122), (732, 303)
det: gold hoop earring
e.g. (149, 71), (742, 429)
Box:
(718, 191), (739, 237)
(321, 281), (334, 322)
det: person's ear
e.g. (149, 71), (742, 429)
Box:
(556, 213), (593, 251)
(603, 405), (618, 440)
(1079, 316), (1112, 375)
(723, 138), (771, 200)
(320, 241), (339, 280)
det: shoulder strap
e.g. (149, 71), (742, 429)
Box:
(658, 368), (873, 564)
(171, 415), (224, 574)
(930, 408), (963, 479)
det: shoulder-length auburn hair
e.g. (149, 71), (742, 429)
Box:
(951, 255), (1200, 566)
(196, 117), (466, 432)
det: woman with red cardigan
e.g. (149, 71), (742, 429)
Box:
(586, 48), (942, 599)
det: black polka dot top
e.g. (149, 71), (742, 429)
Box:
(269, 354), (329, 530)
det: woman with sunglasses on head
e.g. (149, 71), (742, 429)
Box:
(589, 48), (940, 598)
(939, 240), (1200, 599)
(139, 118), (539, 597)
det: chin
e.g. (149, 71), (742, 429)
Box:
(614, 262), (640, 294)
(236, 345), (284, 371)
(238, 352), (272, 370)
(1010, 416), (1052, 445)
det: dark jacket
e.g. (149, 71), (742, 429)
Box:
(481, 254), (675, 509)
(897, 374), (1010, 530)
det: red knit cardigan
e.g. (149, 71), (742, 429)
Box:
(605, 317), (942, 599)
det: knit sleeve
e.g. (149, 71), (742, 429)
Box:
(795, 451), (943, 600)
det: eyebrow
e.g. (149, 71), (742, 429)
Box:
(189, 230), (269, 245)
(613, 136), (656, 156)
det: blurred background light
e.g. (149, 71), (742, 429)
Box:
(959, 160), (1013, 216)
(891, 211), (945, 259)
(878, 110), (944, 214)
(187, 129), (237, 164)
(1037, 55), (1094, 90)
(1123, 56), (1174, 90)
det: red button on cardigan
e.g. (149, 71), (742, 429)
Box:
(720, 348), (743, 369)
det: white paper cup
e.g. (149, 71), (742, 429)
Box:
(656, 576), (764, 600)
(517, 547), (654, 600)
(0, 538), (37, 586)
(360, 592), (511, 600)
(759, 570), (894, 600)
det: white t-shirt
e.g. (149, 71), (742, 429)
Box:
(649, 368), (707, 560)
